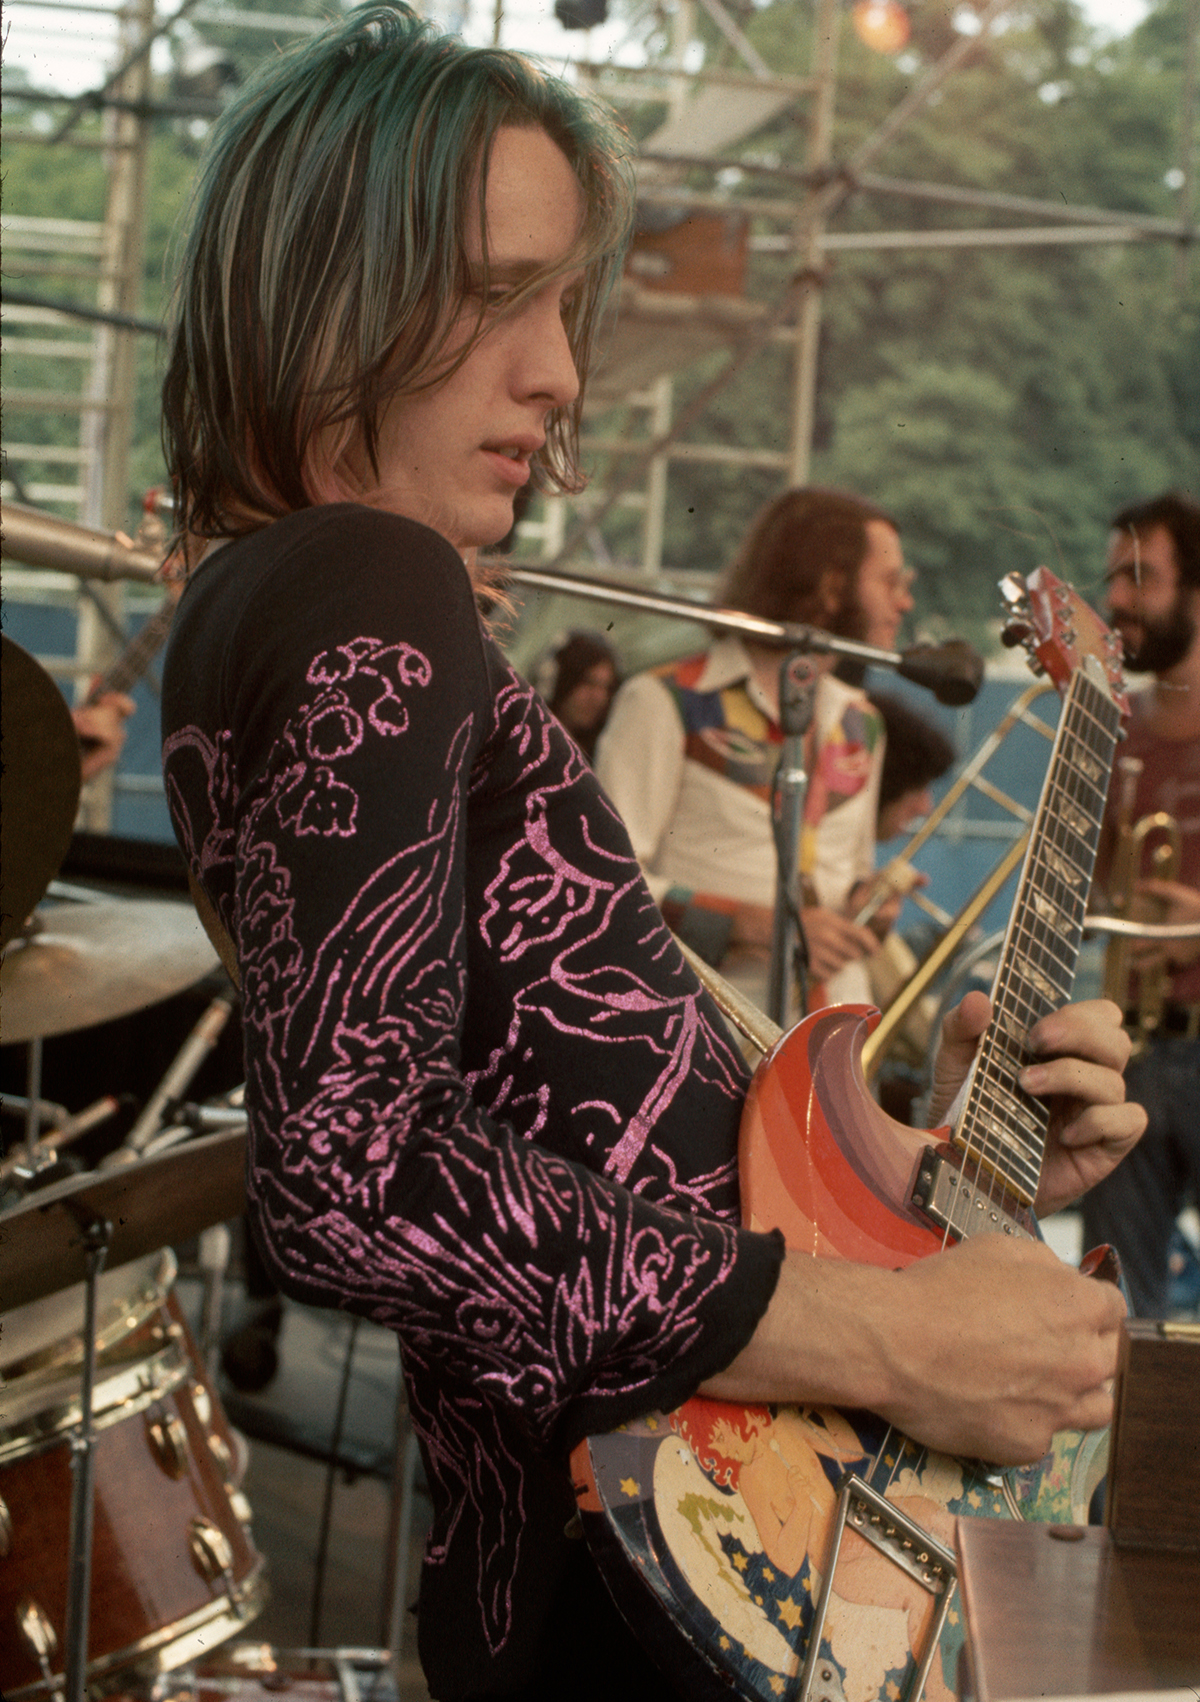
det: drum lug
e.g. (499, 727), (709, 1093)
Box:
(229, 1488), (254, 1526)
(17, 1594), (59, 1665)
(0, 1493), (11, 1558)
(188, 1515), (235, 1589)
(147, 1407), (191, 1479)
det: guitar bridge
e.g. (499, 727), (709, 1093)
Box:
(799, 1473), (958, 1702)
(910, 1147), (1029, 1241)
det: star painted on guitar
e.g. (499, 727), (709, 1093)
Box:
(619, 1477), (640, 1498)
(776, 1597), (804, 1632)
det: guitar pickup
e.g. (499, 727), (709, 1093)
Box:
(910, 1147), (1030, 1241)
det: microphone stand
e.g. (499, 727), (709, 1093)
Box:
(767, 651), (819, 1029)
(500, 560), (984, 709)
(502, 564), (982, 1028)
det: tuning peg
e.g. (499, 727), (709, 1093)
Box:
(1000, 621), (1032, 649)
(998, 572), (1028, 614)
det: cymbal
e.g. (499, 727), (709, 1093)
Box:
(0, 896), (221, 1044)
(0, 1126), (247, 1312)
(0, 636), (82, 952)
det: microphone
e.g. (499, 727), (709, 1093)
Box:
(896, 640), (984, 706)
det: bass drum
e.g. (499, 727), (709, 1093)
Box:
(0, 1249), (266, 1700)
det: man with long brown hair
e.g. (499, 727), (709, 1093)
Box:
(596, 486), (913, 1012)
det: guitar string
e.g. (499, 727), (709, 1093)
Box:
(945, 674), (1120, 1237)
(876, 678), (1122, 1526)
(869, 672), (1122, 1578)
(949, 689), (1089, 1224)
(933, 675), (1117, 1242)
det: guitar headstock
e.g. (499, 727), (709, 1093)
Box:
(1000, 566), (1130, 723)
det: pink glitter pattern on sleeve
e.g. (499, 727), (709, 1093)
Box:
(164, 564), (762, 1661)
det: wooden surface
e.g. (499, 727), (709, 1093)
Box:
(1107, 1321), (1200, 1551)
(0, 1126), (246, 1310)
(955, 1520), (1200, 1699)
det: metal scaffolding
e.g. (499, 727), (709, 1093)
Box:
(2, 0), (1197, 680)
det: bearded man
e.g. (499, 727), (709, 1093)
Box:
(595, 487), (915, 1013)
(1083, 489), (1200, 1317)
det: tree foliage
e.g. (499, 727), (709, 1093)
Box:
(616, 0), (1199, 641)
(1, 0), (1195, 638)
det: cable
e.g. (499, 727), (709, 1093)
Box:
(309, 1313), (362, 1649)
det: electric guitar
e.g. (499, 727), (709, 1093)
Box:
(571, 568), (1130, 1702)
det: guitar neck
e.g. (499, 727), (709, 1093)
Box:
(952, 658), (1124, 1210)
(85, 594), (176, 703)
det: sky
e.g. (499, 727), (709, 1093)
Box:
(2, 0), (1154, 101)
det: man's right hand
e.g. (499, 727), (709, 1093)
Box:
(701, 1232), (1126, 1468)
(878, 1234), (1125, 1464)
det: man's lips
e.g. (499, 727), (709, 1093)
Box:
(481, 440), (540, 487)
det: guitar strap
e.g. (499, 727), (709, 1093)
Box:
(673, 937), (781, 1059)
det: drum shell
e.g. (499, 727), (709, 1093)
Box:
(0, 1263), (265, 1698)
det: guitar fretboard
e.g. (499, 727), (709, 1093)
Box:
(953, 660), (1123, 1212)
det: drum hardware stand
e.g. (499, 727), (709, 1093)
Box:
(120, 992), (238, 1158)
(2, 1084), (69, 1183)
(766, 651), (818, 1031)
(61, 1201), (114, 1702)
(21, 1035), (48, 1160)
(1, 1096), (123, 1189)
(198, 1221), (233, 1373)
(797, 1473), (957, 1702)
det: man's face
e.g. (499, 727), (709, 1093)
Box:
(843, 520), (915, 651)
(1104, 523), (1197, 674)
(349, 126), (585, 552)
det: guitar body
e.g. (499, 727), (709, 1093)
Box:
(573, 1004), (1108, 1702)
(573, 572), (1128, 1701)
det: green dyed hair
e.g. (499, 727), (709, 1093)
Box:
(162, 2), (636, 542)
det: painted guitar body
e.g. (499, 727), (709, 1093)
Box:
(575, 1005), (1108, 1702)
(573, 570), (1129, 1702)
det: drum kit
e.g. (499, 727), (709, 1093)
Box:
(0, 636), (267, 1702)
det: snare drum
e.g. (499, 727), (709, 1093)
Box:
(0, 1250), (266, 1700)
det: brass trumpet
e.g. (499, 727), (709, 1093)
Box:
(1102, 754), (1184, 1054)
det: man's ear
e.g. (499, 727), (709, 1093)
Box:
(818, 568), (843, 620)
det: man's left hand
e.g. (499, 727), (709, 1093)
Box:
(925, 993), (1146, 1216)
(1021, 1000), (1146, 1215)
